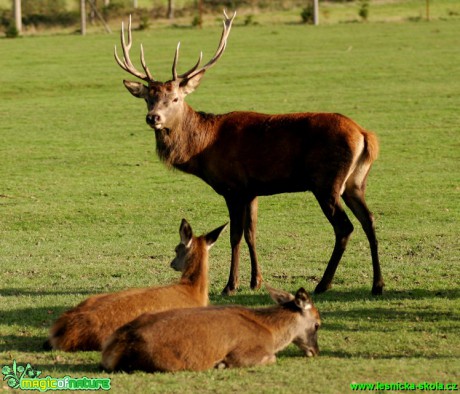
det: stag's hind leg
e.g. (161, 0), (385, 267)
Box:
(314, 193), (354, 294)
(342, 186), (384, 295)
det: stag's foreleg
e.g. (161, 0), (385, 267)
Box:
(244, 197), (262, 290)
(342, 186), (384, 295)
(222, 196), (245, 295)
(314, 193), (354, 294)
(222, 195), (262, 295)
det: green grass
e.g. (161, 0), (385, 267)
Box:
(1, 8), (459, 394)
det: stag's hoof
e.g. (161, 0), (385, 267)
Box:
(222, 285), (237, 296)
(314, 281), (331, 295)
(372, 282), (384, 296)
(250, 275), (263, 290)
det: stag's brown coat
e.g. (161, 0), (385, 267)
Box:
(44, 219), (226, 351)
(115, 12), (384, 296)
(101, 286), (321, 372)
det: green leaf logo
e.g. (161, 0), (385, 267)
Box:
(1, 360), (42, 389)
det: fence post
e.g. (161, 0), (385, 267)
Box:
(13, 0), (22, 33)
(81, 0), (86, 35)
(313, 0), (319, 25)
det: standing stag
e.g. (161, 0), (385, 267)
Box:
(114, 12), (384, 295)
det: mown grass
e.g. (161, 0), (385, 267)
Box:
(1, 9), (459, 394)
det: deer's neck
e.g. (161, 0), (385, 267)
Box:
(155, 104), (220, 172)
(179, 243), (209, 305)
(254, 307), (300, 352)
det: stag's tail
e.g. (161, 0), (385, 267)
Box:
(362, 130), (379, 165)
(344, 129), (379, 194)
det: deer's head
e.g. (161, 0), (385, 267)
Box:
(267, 286), (321, 357)
(170, 218), (227, 272)
(114, 12), (235, 132)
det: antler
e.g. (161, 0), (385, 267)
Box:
(114, 15), (154, 82)
(172, 10), (236, 82)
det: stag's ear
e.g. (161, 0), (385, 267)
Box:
(294, 288), (313, 311)
(123, 80), (148, 98)
(205, 223), (227, 250)
(179, 218), (193, 248)
(179, 71), (205, 96)
(266, 285), (295, 305)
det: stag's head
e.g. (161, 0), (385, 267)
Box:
(114, 12), (235, 132)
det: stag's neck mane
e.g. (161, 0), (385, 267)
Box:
(155, 103), (221, 171)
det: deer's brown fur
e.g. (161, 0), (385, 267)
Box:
(115, 12), (384, 296)
(101, 286), (321, 372)
(43, 219), (226, 351)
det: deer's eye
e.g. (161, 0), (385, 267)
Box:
(173, 97), (179, 103)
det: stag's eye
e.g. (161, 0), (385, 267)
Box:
(173, 97), (179, 103)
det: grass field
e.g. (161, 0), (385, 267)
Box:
(1, 6), (459, 394)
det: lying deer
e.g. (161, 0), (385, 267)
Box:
(114, 12), (384, 296)
(43, 219), (226, 351)
(101, 286), (321, 372)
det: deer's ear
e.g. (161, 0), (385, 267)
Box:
(294, 288), (313, 311)
(179, 218), (193, 247)
(179, 71), (205, 96)
(266, 285), (295, 305)
(123, 80), (148, 98)
(205, 223), (227, 250)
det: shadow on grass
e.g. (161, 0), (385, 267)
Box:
(209, 292), (272, 306)
(1, 335), (52, 353)
(323, 308), (459, 332)
(320, 349), (457, 359)
(0, 289), (112, 297)
(28, 362), (101, 375)
(210, 287), (460, 305)
(312, 287), (460, 302)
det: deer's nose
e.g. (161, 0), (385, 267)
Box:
(146, 113), (162, 126)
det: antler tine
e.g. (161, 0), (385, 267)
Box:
(177, 52), (203, 80)
(114, 15), (153, 82)
(172, 42), (180, 81)
(140, 44), (154, 81)
(176, 10), (236, 81)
